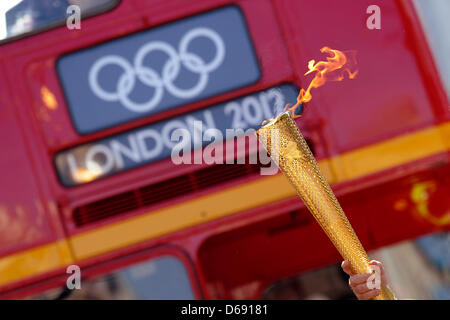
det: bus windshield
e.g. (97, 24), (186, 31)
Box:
(0, 0), (117, 42)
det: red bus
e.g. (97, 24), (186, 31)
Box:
(0, 0), (448, 299)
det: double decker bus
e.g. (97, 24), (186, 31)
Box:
(0, 0), (448, 299)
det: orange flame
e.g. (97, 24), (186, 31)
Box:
(262, 47), (357, 125)
(285, 46), (358, 118)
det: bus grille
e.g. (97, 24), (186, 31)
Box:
(73, 163), (265, 227)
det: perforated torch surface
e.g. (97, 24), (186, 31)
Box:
(257, 112), (394, 300)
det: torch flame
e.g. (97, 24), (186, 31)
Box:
(285, 46), (358, 118)
(262, 47), (357, 126)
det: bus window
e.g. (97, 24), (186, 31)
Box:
(0, 0), (118, 42)
(118, 256), (196, 300)
(31, 256), (197, 300)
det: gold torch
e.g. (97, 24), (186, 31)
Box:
(257, 111), (395, 300)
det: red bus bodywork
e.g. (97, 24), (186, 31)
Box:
(0, 0), (448, 299)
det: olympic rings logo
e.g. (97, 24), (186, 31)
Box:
(88, 27), (226, 113)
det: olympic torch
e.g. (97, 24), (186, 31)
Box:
(257, 111), (395, 300)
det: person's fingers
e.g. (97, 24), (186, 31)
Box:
(358, 289), (381, 300)
(348, 273), (371, 287)
(341, 260), (355, 276)
(353, 282), (371, 294)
